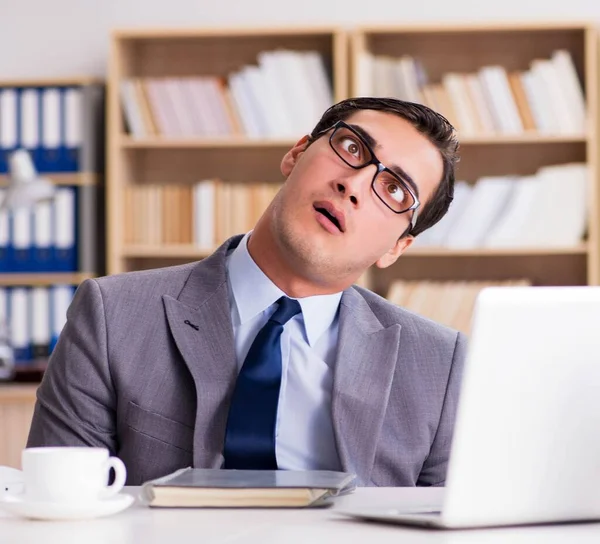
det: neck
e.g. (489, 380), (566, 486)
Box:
(247, 220), (351, 299)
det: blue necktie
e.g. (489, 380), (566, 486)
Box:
(223, 296), (301, 470)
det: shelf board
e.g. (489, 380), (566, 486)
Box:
(0, 383), (39, 401)
(0, 172), (99, 187)
(120, 136), (297, 149)
(406, 245), (589, 257)
(0, 273), (94, 286)
(123, 245), (588, 260)
(458, 133), (589, 144)
(123, 245), (215, 258)
(120, 134), (589, 149)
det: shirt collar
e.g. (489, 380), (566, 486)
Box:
(226, 232), (342, 347)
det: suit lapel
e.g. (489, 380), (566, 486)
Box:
(332, 288), (401, 485)
(163, 236), (241, 469)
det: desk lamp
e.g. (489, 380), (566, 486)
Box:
(0, 149), (55, 212)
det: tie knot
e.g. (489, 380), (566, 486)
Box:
(269, 296), (301, 325)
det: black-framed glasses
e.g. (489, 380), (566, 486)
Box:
(315, 120), (420, 230)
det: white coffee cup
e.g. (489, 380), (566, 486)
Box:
(21, 447), (127, 503)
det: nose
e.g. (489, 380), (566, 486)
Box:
(335, 166), (375, 208)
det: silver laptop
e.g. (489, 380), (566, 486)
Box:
(339, 286), (600, 529)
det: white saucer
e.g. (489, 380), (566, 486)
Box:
(0, 492), (135, 521)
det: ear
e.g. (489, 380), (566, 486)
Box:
(281, 135), (310, 177)
(375, 235), (414, 269)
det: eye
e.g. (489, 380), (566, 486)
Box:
(384, 180), (410, 204)
(340, 137), (362, 158)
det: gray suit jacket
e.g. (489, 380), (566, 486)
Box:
(28, 235), (467, 487)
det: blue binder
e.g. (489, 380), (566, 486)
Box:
(9, 287), (32, 364)
(0, 88), (20, 175)
(32, 199), (54, 272)
(0, 190), (8, 272)
(8, 208), (34, 273)
(52, 187), (77, 272)
(63, 87), (80, 172)
(40, 87), (63, 173)
(19, 87), (44, 175)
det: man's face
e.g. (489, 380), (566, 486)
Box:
(269, 109), (444, 285)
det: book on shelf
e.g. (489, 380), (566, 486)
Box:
(0, 84), (104, 173)
(387, 279), (532, 335)
(0, 183), (102, 274)
(0, 82), (105, 274)
(358, 49), (586, 136)
(413, 162), (588, 250)
(140, 467), (356, 508)
(0, 285), (75, 366)
(120, 49), (333, 140)
(0, 186), (83, 273)
(123, 180), (282, 249)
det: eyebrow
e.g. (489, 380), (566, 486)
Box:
(347, 123), (421, 199)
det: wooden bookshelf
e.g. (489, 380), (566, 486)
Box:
(107, 26), (348, 274)
(106, 23), (598, 333)
(350, 22), (599, 303)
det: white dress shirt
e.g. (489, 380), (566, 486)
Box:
(225, 232), (342, 471)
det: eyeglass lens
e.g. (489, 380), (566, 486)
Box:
(329, 125), (416, 213)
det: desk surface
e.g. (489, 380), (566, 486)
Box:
(3, 487), (600, 544)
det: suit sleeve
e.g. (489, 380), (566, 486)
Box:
(417, 331), (467, 486)
(27, 279), (118, 453)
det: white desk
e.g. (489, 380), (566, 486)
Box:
(3, 487), (600, 544)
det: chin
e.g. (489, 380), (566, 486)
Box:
(276, 217), (329, 267)
(278, 226), (367, 285)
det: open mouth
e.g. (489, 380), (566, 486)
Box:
(314, 205), (343, 232)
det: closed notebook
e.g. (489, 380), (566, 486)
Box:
(140, 467), (356, 508)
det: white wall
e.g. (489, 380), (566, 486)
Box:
(1, 0), (599, 79)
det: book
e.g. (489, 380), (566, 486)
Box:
(140, 467), (356, 508)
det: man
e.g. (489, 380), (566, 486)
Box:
(28, 97), (466, 487)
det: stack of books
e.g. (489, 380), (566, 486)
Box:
(357, 49), (586, 135)
(120, 49), (333, 139)
(0, 286), (75, 363)
(123, 180), (282, 248)
(413, 163), (588, 250)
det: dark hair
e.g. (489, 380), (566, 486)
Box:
(309, 97), (460, 237)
